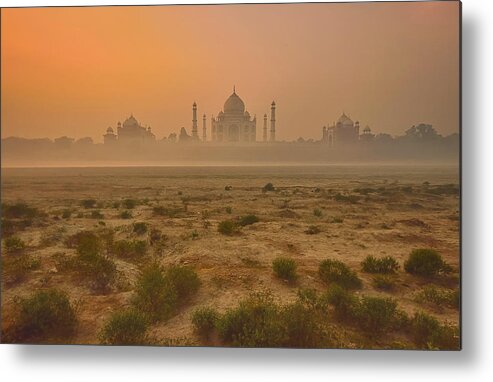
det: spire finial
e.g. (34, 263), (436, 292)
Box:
(233, 85), (236, 94)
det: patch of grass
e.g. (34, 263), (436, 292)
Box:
(225, 206), (232, 214)
(304, 225), (321, 235)
(2, 202), (39, 219)
(149, 228), (162, 245)
(112, 239), (147, 260)
(5, 289), (77, 343)
(61, 209), (72, 219)
(133, 222), (148, 235)
(372, 275), (397, 291)
(411, 312), (459, 350)
(414, 286), (459, 309)
(238, 214), (259, 227)
(191, 307), (218, 340)
(90, 210), (104, 219)
(99, 310), (148, 345)
(120, 210), (132, 219)
(330, 217), (344, 223)
(361, 255), (399, 274)
(3, 236), (26, 254)
(272, 257), (297, 283)
(153, 205), (183, 217)
(263, 183), (275, 192)
(165, 265), (201, 301)
(2, 255), (40, 286)
(313, 208), (323, 217)
(334, 193), (360, 204)
(404, 249), (451, 277)
(218, 220), (239, 236)
(75, 251), (117, 293)
(81, 199), (97, 209)
(123, 199), (137, 209)
(319, 259), (362, 289)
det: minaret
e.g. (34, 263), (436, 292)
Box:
(192, 102), (198, 139)
(202, 114), (207, 142)
(270, 101), (276, 142)
(263, 114), (268, 142)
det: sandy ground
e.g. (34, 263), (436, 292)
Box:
(1, 164), (460, 347)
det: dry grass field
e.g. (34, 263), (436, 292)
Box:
(0, 165), (460, 349)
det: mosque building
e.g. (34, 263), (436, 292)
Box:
(322, 112), (373, 146)
(103, 115), (156, 146)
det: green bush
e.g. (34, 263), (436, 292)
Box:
(165, 265), (201, 301)
(99, 310), (148, 345)
(2, 255), (40, 285)
(272, 257), (297, 282)
(238, 214), (259, 227)
(62, 209), (72, 219)
(404, 249), (451, 277)
(319, 259), (362, 289)
(372, 275), (397, 291)
(81, 199), (97, 209)
(75, 232), (102, 257)
(153, 205), (182, 217)
(334, 193), (360, 204)
(133, 265), (177, 322)
(7, 289), (77, 343)
(324, 284), (358, 319)
(2, 202), (39, 219)
(90, 210), (104, 219)
(123, 199), (137, 209)
(414, 286), (459, 309)
(411, 312), (459, 350)
(225, 206), (232, 214)
(191, 307), (218, 340)
(352, 296), (399, 333)
(263, 183), (275, 192)
(361, 255), (399, 274)
(217, 292), (284, 347)
(218, 220), (238, 235)
(66, 231), (100, 250)
(112, 239), (147, 259)
(120, 210), (132, 219)
(133, 222), (148, 235)
(76, 251), (117, 293)
(313, 208), (323, 217)
(3, 236), (26, 254)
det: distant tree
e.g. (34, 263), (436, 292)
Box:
(74, 137), (94, 147)
(403, 124), (441, 142)
(54, 136), (75, 149)
(374, 133), (394, 144)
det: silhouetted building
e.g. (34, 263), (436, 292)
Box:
(360, 125), (375, 142)
(323, 113), (361, 147)
(103, 115), (155, 146)
(211, 87), (257, 143)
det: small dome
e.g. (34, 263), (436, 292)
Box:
(244, 110), (250, 117)
(337, 113), (353, 126)
(123, 115), (139, 127)
(106, 127), (114, 133)
(363, 126), (371, 133)
(224, 92), (245, 114)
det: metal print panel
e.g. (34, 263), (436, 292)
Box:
(0, 1), (461, 349)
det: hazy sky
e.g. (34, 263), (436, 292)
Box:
(1, 2), (460, 142)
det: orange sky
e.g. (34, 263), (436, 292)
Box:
(1, 2), (460, 142)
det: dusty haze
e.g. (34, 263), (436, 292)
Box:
(1, 2), (459, 142)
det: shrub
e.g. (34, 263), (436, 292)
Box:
(272, 257), (297, 282)
(112, 239), (147, 259)
(7, 289), (77, 343)
(132, 265), (177, 322)
(217, 292), (284, 347)
(352, 296), (399, 333)
(66, 231), (100, 249)
(372, 275), (397, 291)
(2, 202), (39, 219)
(414, 286), (459, 309)
(75, 232), (102, 257)
(81, 199), (97, 209)
(62, 209), (72, 219)
(313, 208), (323, 217)
(238, 214), (259, 227)
(217, 220), (239, 235)
(149, 228), (162, 245)
(112, 201), (121, 208)
(361, 255), (399, 274)
(153, 205), (182, 217)
(225, 206), (232, 214)
(90, 210), (104, 219)
(324, 284), (358, 319)
(334, 193), (360, 204)
(99, 310), (148, 345)
(319, 259), (362, 289)
(2, 255), (40, 285)
(120, 210), (132, 219)
(404, 249), (451, 277)
(123, 199), (137, 209)
(191, 307), (218, 340)
(165, 265), (201, 301)
(133, 222), (148, 235)
(304, 225), (321, 235)
(3, 236), (26, 254)
(263, 183), (275, 192)
(280, 302), (327, 348)
(76, 251), (117, 293)
(411, 312), (459, 350)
